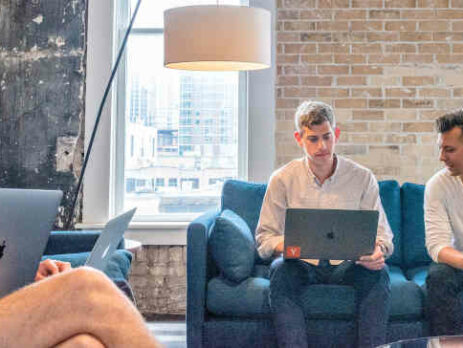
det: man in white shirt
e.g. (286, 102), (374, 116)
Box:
(256, 100), (393, 348)
(425, 110), (463, 335)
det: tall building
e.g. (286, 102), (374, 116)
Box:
(124, 70), (239, 215)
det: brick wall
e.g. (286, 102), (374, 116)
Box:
(130, 246), (187, 317)
(276, 0), (463, 184)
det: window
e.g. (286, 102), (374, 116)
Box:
(115, 0), (248, 221)
(168, 178), (178, 187)
(155, 178), (165, 187)
(83, 0), (275, 230)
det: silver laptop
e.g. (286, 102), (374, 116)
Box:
(284, 208), (379, 261)
(85, 208), (136, 270)
(0, 188), (62, 297)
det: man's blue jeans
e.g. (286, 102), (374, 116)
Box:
(426, 262), (463, 335)
(269, 257), (391, 348)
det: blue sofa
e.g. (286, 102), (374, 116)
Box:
(42, 230), (132, 283)
(187, 179), (432, 347)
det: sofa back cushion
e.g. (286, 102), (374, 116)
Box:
(221, 180), (268, 264)
(209, 209), (256, 282)
(379, 180), (402, 266)
(222, 180), (267, 237)
(401, 182), (432, 268)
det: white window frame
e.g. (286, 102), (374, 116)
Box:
(82, 0), (275, 244)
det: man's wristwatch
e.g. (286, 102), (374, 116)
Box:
(377, 243), (388, 256)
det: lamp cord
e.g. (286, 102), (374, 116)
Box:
(65, 0), (143, 229)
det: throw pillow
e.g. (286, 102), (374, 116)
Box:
(209, 209), (255, 283)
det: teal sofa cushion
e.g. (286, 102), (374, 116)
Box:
(401, 183), (432, 268)
(207, 276), (270, 317)
(379, 180), (402, 266)
(221, 180), (267, 238)
(207, 266), (424, 322)
(210, 209), (256, 282)
(406, 266), (428, 287)
(43, 249), (132, 280)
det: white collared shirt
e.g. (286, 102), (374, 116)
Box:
(425, 168), (463, 262)
(255, 155), (394, 262)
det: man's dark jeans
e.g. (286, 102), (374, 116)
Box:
(269, 257), (391, 348)
(426, 262), (463, 335)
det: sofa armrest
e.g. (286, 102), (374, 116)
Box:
(43, 230), (125, 256)
(187, 210), (219, 348)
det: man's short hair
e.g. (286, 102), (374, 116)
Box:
(436, 109), (463, 138)
(294, 100), (336, 133)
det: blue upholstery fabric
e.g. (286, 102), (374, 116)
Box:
(202, 319), (425, 348)
(379, 180), (402, 266)
(187, 210), (219, 348)
(401, 183), (432, 268)
(204, 319), (277, 348)
(388, 265), (407, 283)
(209, 209), (256, 282)
(43, 249), (132, 280)
(207, 276), (270, 316)
(44, 231), (103, 255)
(406, 266), (428, 287)
(203, 319), (357, 348)
(221, 180), (267, 237)
(207, 268), (424, 321)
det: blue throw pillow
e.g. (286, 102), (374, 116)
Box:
(209, 209), (255, 283)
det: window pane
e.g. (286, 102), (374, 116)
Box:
(131, 0), (242, 29)
(123, 34), (240, 218)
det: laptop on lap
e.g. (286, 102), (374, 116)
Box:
(284, 208), (378, 261)
(85, 208), (137, 271)
(0, 188), (62, 297)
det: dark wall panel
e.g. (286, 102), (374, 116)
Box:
(0, 0), (87, 227)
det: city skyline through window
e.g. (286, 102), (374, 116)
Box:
(122, 0), (244, 218)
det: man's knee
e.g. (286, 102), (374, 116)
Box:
(55, 334), (105, 348)
(61, 267), (119, 297)
(427, 263), (458, 287)
(270, 259), (309, 286)
(354, 266), (391, 292)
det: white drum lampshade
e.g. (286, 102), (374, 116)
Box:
(164, 5), (271, 71)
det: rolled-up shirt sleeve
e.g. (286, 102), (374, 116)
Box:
(359, 172), (394, 258)
(255, 174), (286, 260)
(425, 180), (453, 263)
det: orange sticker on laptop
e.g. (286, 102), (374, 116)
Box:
(286, 246), (301, 258)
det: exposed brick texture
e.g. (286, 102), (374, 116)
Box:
(129, 246), (187, 317)
(276, 0), (463, 183)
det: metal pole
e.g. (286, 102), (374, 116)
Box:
(65, 0), (143, 229)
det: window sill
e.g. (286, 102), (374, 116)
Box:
(75, 221), (188, 245)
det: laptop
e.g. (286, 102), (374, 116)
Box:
(85, 208), (137, 270)
(0, 188), (62, 297)
(284, 208), (379, 261)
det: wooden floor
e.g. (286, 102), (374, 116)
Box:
(147, 321), (186, 348)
